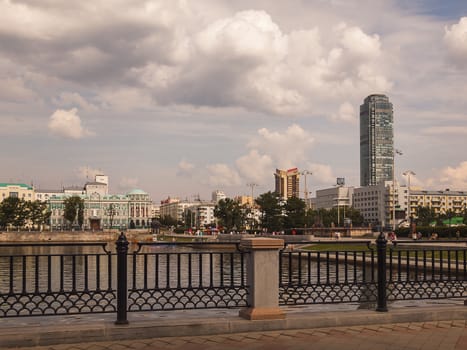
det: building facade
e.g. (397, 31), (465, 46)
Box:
(0, 183), (34, 202)
(409, 190), (467, 218)
(360, 94), (394, 187)
(274, 168), (300, 200)
(313, 186), (354, 210)
(353, 181), (406, 229)
(45, 175), (153, 230)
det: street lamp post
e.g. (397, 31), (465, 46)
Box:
(403, 170), (415, 224)
(246, 183), (258, 207)
(392, 149), (403, 230)
(300, 170), (312, 207)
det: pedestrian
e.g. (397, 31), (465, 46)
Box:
(417, 232), (422, 240)
(456, 230), (460, 240)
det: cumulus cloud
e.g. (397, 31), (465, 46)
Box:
(48, 108), (93, 139)
(331, 102), (357, 123)
(206, 163), (241, 187)
(236, 150), (273, 183)
(306, 163), (336, 186)
(248, 124), (315, 168)
(444, 17), (467, 68)
(207, 124), (318, 190)
(177, 160), (195, 177)
(436, 161), (467, 190)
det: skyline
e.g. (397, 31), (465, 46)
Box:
(1, 1), (467, 202)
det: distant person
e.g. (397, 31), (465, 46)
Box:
(456, 230), (460, 240)
(417, 232), (422, 240)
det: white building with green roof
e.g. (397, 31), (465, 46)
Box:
(0, 183), (34, 202)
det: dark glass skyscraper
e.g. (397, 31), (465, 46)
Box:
(360, 94), (394, 186)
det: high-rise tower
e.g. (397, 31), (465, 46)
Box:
(360, 94), (394, 186)
(274, 168), (300, 200)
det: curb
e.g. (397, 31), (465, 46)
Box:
(1, 306), (467, 348)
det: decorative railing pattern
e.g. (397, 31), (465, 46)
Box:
(278, 239), (467, 308)
(279, 242), (378, 305)
(1, 234), (466, 322)
(127, 243), (248, 311)
(0, 243), (115, 317)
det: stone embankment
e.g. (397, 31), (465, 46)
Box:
(0, 230), (154, 243)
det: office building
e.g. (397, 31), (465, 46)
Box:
(274, 168), (300, 200)
(360, 94), (394, 186)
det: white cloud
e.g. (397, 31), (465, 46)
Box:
(307, 163), (336, 187)
(48, 108), (93, 139)
(444, 17), (467, 68)
(206, 163), (241, 187)
(248, 124), (314, 169)
(338, 24), (381, 60)
(436, 161), (467, 190)
(177, 160), (195, 177)
(236, 150), (273, 183)
(331, 102), (357, 123)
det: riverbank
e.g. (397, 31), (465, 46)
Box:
(0, 230), (155, 243)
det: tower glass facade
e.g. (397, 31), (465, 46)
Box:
(360, 94), (394, 186)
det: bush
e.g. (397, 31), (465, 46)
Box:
(395, 226), (467, 239)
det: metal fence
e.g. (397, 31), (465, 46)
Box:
(279, 236), (467, 310)
(1, 233), (466, 321)
(0, 235), (248, 319)
(0, 242), (116, 317)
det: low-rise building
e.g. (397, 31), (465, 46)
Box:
(0, 183), (34, 202)
(353, 181), (406, 229)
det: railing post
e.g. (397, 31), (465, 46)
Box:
(239, 237), (285, 320)
(115, 232), (129, 324)
(376, 231), (388, 312)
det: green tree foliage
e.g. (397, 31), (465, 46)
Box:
(0, 197), (22, 228)
(28, 201), (51, 230)
(159, 215), (178, 227)
(63, 196), (84, 229)
(415, 206), (437, 226)
(255, 191), (283, 232)
(214, 198), (245, 231)
(283, 197), (306, 229)
(0, 198), (51, 230)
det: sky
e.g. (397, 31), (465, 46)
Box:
(1, 0), (467, 203)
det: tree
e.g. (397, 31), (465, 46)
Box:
(0, 197), (24, 229)
(106, 204), (116, 229)
(214, 198), (245, 231)
(344, 207), (364, 226)
(63, 196), (84, 229)
(28, 201), (51, 230)
(415, 206), (436, 226)
(255, 191), (283, 232)
(283, 197), (306, 229)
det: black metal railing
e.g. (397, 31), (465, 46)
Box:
(0, 242), (116, 317)
(2, 233), (466, 322)
(279, 240), (378, 305)
(125, 241), (248, 314)
(0, 234), (248, 320)
(279, 234), (467, 311)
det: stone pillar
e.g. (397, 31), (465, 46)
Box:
(239, 237), (285, 320)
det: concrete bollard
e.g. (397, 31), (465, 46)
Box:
(239, 237), (285, 320)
